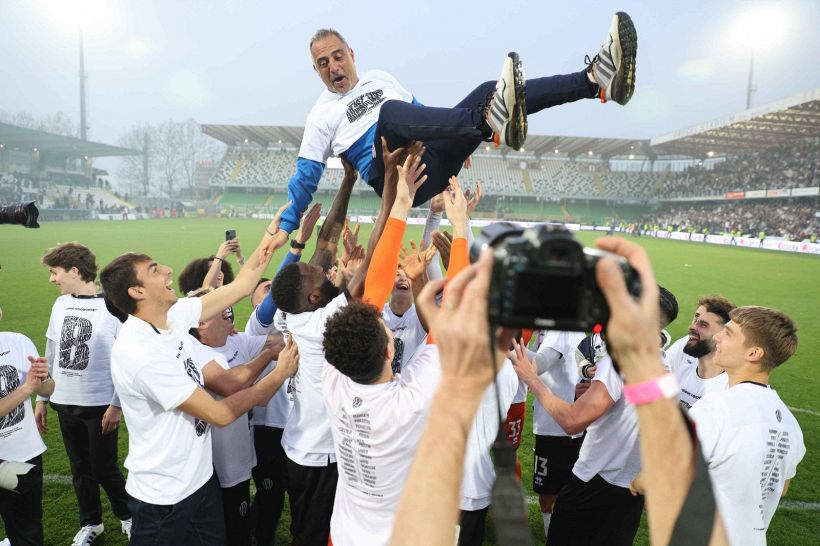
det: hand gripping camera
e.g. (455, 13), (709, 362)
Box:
(470, 222), (641, 332)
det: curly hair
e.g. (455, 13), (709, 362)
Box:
(698, 295), (735, 325)
(178, 257), (235, 295)
(658, 285), (679, 328)
(42, 242), (98, 282)
(323, 301), (388, 384)
(272, 263), (304, 314)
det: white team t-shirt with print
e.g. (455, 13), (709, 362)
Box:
(199, 340), (257, 488)
(45, 294), (121, 406)
(571, 353), (641, 489)
(242, 314), (293, 428)
(460, 359), (519, 511)
(0, 332), (47, 462)
(532, 330), (585, 437)
(322, 344), (441, 546)
(690, 384), (805, 546)
(382, 304), (427, 374)
(299, 70), (414, 164)
(280, 293), (348, 466)
(666, 336), (729, 410)
(111, 297), (215, 504)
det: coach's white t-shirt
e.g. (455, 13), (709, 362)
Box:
(201, 340), (257, 488)
(323, 344), (441, 546)
(690, 384), (805, 546)
(45, 294), (121, 406)
(666, 336), (729, 410)
(532, 330), (585, 437)
(460, 359), (519, 511)
(382, 304), (427, 374)
(111, 297), (214, 504)
(299, 70), (414, 165)
(571, 354), (641, 488)
(280, 293), (348, 466)
(0, 332), (47, 462)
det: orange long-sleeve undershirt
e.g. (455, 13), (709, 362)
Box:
(447, 237), (469, 278)
(363, 217), (406, 307)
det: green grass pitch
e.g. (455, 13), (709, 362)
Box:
(1, 217), (818, 544)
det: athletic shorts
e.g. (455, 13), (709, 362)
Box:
(532, 435), (582, 495)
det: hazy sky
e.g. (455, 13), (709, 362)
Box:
(2, 0), (819, 163)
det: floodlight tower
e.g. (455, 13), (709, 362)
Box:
(79, 30), (88, 140)
(745, 48), (756, 110)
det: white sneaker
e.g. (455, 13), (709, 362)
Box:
(587, 11), (637, 105)
(71, 523), (104, 546)
(121, 518), (133, 540)
(484, 52), (527, 150)
(1, 538), (11, 546)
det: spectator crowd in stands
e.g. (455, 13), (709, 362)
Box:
(642, 198), (819, 241)
(659, 138), (817, 198)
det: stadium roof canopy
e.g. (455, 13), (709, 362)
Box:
(202, 88), (820, 161)
(0, 123), (140, 158)
(650, 88), (820, 157)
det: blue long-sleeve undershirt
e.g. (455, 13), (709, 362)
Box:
(281, 157), (325, 234)
(254, 250), (302, 327)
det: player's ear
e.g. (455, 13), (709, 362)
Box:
(127, 285), (145, 302)
(349, 48), (355, 63)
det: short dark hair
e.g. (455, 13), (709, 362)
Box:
(272, 263), (304, 314)
(323, 301), (388, 384)
(658, 285), (679, 327)
(99, 253), (151, 316)
(730, 306), (798, 371)
(178, 257), (235, 295)
(310, 28), (349, 50)
(42, 242), (97, 282)
(698, 295), (735, 325)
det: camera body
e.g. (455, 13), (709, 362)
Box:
(470, 222), (641, 331)
(0, 201), (40, 228)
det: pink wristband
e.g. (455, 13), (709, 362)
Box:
(623, 372), (680, 405)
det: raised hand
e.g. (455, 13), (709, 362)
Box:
(296, 202), (322, 245)
(432, 231), (452, 271)
(400, 240), (436, 280)
(395, 154), (428, 208)
(465, 180), (483, 217)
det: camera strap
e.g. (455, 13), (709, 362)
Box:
(668, 409), (717, 546)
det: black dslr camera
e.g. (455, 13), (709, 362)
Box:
(0, 201), (40, 228)
(470, 223), (641, 331)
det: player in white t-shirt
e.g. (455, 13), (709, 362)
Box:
(511, 285), (678, 546)
(519, 330), (585, 538)
(689, 306), (805, 546)
(99, 206), (299, 544)
(37, 242), (132, 545)
(321, 302), (441, 546)
(188, 290), (284, 546)
(381, 266), (429, 375)
(0, 324), (52, 546)
(666, 295), (734, 410)
(276, 16), (639, 238)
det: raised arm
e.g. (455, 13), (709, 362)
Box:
(179, 337), (298, 427)
(310, 161), (357, 270)
(280, 157), (325, 235)
(362, 153), (427, 306)
(442, 177), (470, 277)
(200, 201), (290, 321)
(202, 334), (285, 397)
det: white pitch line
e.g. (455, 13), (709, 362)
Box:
(43, 474), (72, 484)
(788, 406), (820, 418)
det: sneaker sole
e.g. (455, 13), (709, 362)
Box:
(506, 52), (528, 150)
(611, 12), (637, 105)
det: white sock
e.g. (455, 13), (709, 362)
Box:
(542, 512), (552, 536)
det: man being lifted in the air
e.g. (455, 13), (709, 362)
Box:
(276, 11), (638, 237)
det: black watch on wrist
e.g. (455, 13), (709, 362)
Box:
(290, 239), (306, 250)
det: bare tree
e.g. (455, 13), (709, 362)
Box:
(153, 120), (183, 198)
(0, 110), (78, 137)
(117, 123), (154, 196)
(178, 118), (225, 192)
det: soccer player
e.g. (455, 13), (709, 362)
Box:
(277, 12), (638, 236)
(188, 291), (284, 546)
(520, 330), (585, 537)
(99, 205), (299, 544)
(37, 243), (132, 545)
(689, 306), (805, 546)
(0, 319), (52, 546)
(511, 286), (679, 546)
(666, 296), (735, 410)
(269, 146), (422, 546)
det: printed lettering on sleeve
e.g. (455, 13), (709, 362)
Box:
(179, 342), (208, 437)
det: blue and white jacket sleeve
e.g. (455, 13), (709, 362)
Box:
(253, 251), (303, 328)
(281, 157), (325, 234)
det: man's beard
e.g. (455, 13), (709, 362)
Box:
(683, 337), (714, 358)
(318, 278), (340, 305)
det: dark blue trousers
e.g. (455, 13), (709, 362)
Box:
(128, 472), (226, 545)
(368, 69), (596, 205)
